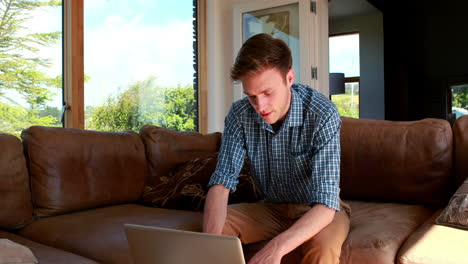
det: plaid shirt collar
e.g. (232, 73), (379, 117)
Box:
(254, 86), (303, 132)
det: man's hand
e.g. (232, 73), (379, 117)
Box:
(248, 238), (284, 264)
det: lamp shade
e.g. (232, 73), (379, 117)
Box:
(329, 73), (345, 95)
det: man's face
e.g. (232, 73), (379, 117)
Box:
(241, 67), (294, 125)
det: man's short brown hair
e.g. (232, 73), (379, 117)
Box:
(231, 33), (292, 81)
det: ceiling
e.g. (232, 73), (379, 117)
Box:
(329, 0), (381, 19)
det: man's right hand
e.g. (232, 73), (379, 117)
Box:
(203, 184), (230, 234)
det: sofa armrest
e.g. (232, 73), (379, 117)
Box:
(397, 209), (468, 264)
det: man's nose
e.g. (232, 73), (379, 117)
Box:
(256, 97), (267, 112)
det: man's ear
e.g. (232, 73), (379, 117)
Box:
(286, 69), (295, 86)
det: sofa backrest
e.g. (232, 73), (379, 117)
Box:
(139, 125), (222, 186)
(453, 115), (468, 188)
(340, 117), (453, 207)
(0, 134), (33, 230)
(21, 126), (148, 218)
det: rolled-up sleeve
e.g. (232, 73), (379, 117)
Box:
(208, 105), (246, 192)
(307, 108), (341, 211)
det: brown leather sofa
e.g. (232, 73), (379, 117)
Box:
(1, 116), (467, 264)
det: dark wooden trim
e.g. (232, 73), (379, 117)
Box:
(197, 0), (208, 133)
(64, 0), (84, 129)
(345, 76), (360, 83)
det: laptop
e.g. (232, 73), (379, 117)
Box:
(124, 224), (246, 264)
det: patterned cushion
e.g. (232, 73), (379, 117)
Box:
(436, 178), (468, 230)
(141, 153), (262, 211)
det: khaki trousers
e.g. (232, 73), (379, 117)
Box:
(222, 201), (351, 264)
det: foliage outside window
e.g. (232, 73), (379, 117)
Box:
(0, 0), (62, 137)
(329, 33), (360, 118)
(451, 84), (468, 119)
(0, 0), (198, 137)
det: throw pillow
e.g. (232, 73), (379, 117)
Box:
(435, 178), (468, 230)
(0, 239), (37, 264)
(142, 153), (262, 211)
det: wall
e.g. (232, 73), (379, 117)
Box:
(205, 0), (235, 133)
(384, 0), (468, 121)
(329, 12), (384, 120)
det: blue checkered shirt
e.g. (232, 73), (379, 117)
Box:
(208, 83), (342, 211)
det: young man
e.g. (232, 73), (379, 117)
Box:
(203, 33), (350, 264)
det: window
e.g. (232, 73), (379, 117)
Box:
(448, 82), (468, 119)
(0, 1), (63, 137)
(1, 0), (200, 136)
(83, 0), (198, 132)
(329, 33), (360, 118)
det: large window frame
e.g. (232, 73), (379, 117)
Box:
(62, 0), (207, 132)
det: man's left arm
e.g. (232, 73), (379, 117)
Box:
(249, 109), (342, 264)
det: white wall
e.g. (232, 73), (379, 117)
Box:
(206, 0), (234, 132)
(329, 13), (385, 120)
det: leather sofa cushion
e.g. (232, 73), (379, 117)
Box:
(340, 117), (453, 207)
(0, 232), (97, 264)
(397, 209), (468, 264)
(0, 134), (33, 230)
(21, 126), (147, 217)
(139, 125), (221, 186)
(454, 115), (468, 188)
(19, 204), (202, 264)
(339, 201), (433, 264)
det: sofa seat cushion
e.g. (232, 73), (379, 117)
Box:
(397, 209), (468, 264)
(339, 201), (433, 264)
(0, 232), (97, 264)
(19, 204), (202, 264)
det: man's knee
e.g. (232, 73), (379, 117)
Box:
(300, 238), (341, 264)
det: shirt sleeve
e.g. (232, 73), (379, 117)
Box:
(208, 105), (246, 192)
(307, 107), (342, 211)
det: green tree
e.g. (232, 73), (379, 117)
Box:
(88, 77), (196, 132)
(0, 0), (62, 136)
(452, 85), (468, 109)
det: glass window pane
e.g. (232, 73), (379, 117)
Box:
(242, 4), (300, 81)
(451, 84), (468, 119)
(330, 33), (360, 118)
(329, 34), (359, 77)
(84, 0), (197, 132)
(332, 82), (359, 118)
(0, 1), (63, 137)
